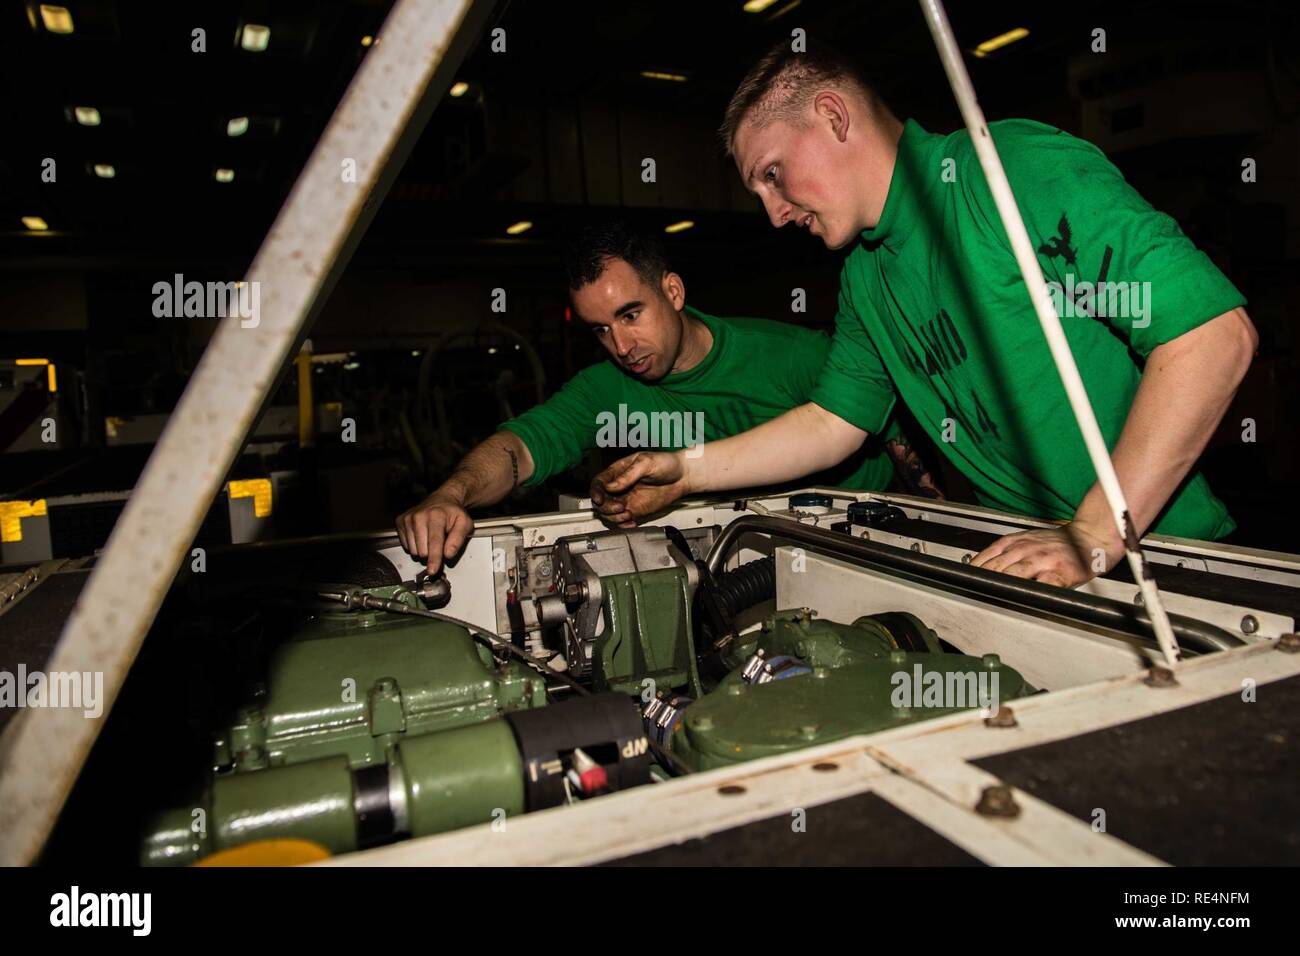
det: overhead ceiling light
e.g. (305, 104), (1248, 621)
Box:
(73, 106), (101, 126)
(640, 70), (687, 83)
(92, 164), (115, 178)
(22, 216), (49, 231)
(742, 0), (780, 12)
(973, 27), (1029, 58)
(39, 4), (73, 33)
(240, 23), (270, 52)
(214, 168), (235, 183)
(505, 220), (532, 235)
(664, 220), (694, 234)
(488, 347), (498, 355)
(360, 35), (374, 47)
(227, 116), (249, 137)
(449, 81), (469, 97)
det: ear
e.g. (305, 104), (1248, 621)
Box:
(661, 271), (686, 311)
(814, 91), (851, 143)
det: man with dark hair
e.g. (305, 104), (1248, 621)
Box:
(592, 39), (1258, 589)
(396, 222), (937, 574)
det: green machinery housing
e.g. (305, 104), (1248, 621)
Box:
(141, 529), (1032, 864)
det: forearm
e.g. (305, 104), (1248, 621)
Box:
(1074, 308), (1257, 543)
(681, 403), (867, 494)
(435, 431), (535, 509)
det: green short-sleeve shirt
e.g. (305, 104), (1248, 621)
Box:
(501, 307), (899, 491)
(809, 119), (1244, 539)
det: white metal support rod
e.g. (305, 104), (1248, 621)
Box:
(0, 0), (490, 866)
(917, 0), (1182, 670)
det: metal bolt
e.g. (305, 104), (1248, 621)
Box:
(975, 785), (1021, 818)
(799, 606), (814, 623)
(961, 553), (972, 564)
(1133, 592), (1144, 605)
(984, 705), (1018, 728)
(1143, 665), (1178, 688)
(1276, 633), (1300, 654)
(1241, 615), (1259, 635)
(910, 542), (922, 552)
(982, 653), (1001, 670)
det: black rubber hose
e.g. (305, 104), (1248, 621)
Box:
(705, 516), (1243, 655)
(708, 555), (776, 623)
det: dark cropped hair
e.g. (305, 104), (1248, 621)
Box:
(565, 221), (671, 291)
(720, 37), (884, 155)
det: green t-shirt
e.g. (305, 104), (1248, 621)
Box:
(809, 119), (1244, 539)
(502, 307), (898, 491)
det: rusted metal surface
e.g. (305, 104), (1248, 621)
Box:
(0, 0), (492, 866)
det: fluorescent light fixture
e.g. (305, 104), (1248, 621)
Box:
(74, 106), (101, 126)
(22, 216), (49, 231)
(505, 220), (532, 235)
(640, 70), (687, 83)
(214, 168), (235, 183)
(973, 27), (1029, 58)
(39, 4), (73, 33)
(227, 116), (249, 137)
(240, 23), (270, 52)
(93, 164), (115, 178)
(664, 220), (694, 234)
(449, 81), (469, 97)
(743, 0), (780, 12)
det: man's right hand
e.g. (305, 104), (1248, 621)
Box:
(591, 451), (689, 526)
(396, 494), (474, 575)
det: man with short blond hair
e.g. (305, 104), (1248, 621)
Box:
(593, 40), (1257, 589)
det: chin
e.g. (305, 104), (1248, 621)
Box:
(821, 226), (854, 251)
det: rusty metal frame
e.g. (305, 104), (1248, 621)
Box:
(0, 0), (496, 865)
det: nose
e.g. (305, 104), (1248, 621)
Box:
(760, 191), (794, 229)
(610, 327), (633, 357)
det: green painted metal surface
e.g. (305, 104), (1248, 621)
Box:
(672, 609), (1035, 771)
(595, 567), (702, 698)
(400, 719), (524, 836)
(215, 597), (546, 772)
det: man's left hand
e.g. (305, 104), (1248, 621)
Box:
(970, 521), (1122, 589)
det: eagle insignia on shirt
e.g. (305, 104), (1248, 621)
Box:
(1037, 214), (1078, 267)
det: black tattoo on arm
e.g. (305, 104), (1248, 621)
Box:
(508, 448), (519, 489)
(885, 437), (944, 500)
